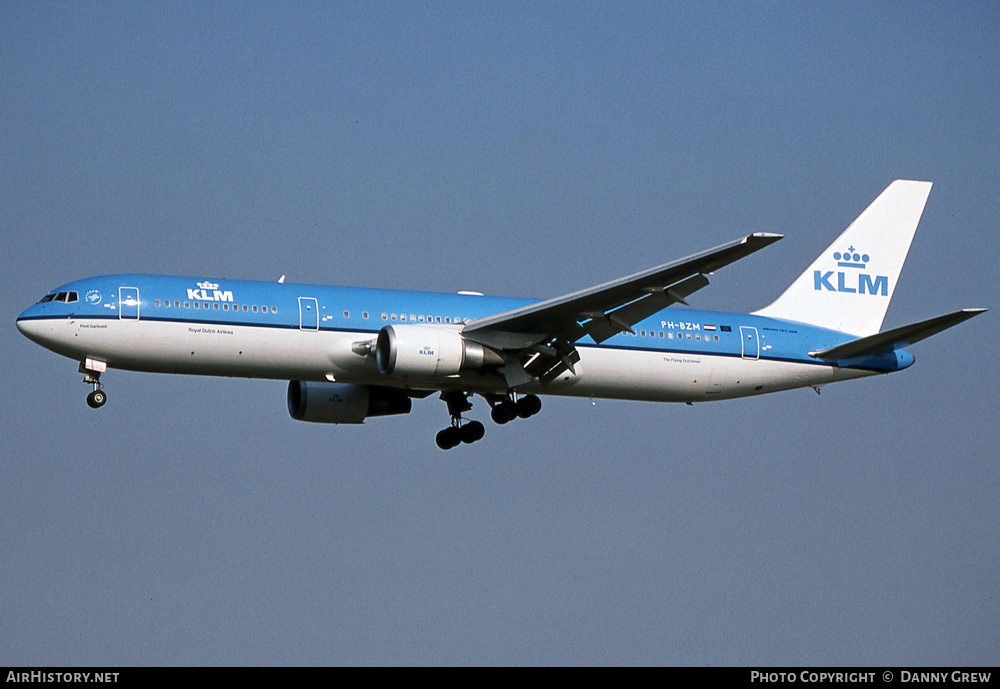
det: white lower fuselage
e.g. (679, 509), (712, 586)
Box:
(22, 314), (873, 404)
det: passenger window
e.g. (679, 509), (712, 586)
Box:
(445, 317), (451, 324)
(154, 300), (161, 307)
(223, 304), (229, 311)
(252, 305), (258, 313)
(271, 306), (277, 314)
(214, 303), (220, 310)
(184, 301), (190, 308)
(400, 314), (406, 322)
(435, 316), (441, 323)
(362, 311), (369, 320)
(194, 302), (200, 309)
(344, 311), (350, 318)
(418, 315), (425, 323)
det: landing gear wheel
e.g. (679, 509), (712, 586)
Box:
(436, 426), (462, 450)
(516, 394), (541, 418)
(86, 390), (107, 409)
(491, 399), (517, 424)
(460, 421), (485, 444)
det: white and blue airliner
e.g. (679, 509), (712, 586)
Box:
(16, 181), (985, 449)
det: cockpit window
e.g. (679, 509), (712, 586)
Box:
(37, 292), (79, 304)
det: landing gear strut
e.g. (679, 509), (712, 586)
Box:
(80, 361), (107, 409)
(436, 392), (486, 450)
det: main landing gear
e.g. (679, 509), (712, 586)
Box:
(436, 392), (485, 450)
(435, 392), (543, 450)
(80, 361), (107, 409)
(490, 393), (541, 424)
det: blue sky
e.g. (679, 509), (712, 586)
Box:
(2, 2), (997, 665)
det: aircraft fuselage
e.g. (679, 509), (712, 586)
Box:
(16, 273), (907, 404)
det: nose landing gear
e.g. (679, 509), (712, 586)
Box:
(86, 388), (106, 409)
(80, 360), (107, 409)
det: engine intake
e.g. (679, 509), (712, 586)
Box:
(287, 381), (411, 424)
(375, 325), (503, 377)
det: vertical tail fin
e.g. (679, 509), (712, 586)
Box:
(754, 180), (933, 336)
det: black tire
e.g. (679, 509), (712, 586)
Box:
(86, 390), (106, 409)
(491, 399), (517, 424)
(461, 421), (485, 443)
(519, 394), (541, 417)
(436, 426), (461, 450)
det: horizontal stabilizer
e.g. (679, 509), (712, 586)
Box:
(809, 308), (987, 360)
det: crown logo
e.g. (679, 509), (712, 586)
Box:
(833, 246), (869, 269)
(197, 281), (219, 290)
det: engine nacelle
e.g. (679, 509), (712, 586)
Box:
(287, 381), (412, 424)
(375, 325), (503, 377)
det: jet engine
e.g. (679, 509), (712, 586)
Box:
(287, 381), (412, 424)
(375, 325), (503, 377)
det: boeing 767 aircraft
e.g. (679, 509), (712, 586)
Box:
(16, 181), (985, 448)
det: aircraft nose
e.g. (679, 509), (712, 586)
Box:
(16, 304), (48, 345)
(16, 309), (39, 341)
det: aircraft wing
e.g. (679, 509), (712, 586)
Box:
(462, 232), (782, 386)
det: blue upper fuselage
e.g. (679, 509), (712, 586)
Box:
(16, 274), (914, 373)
